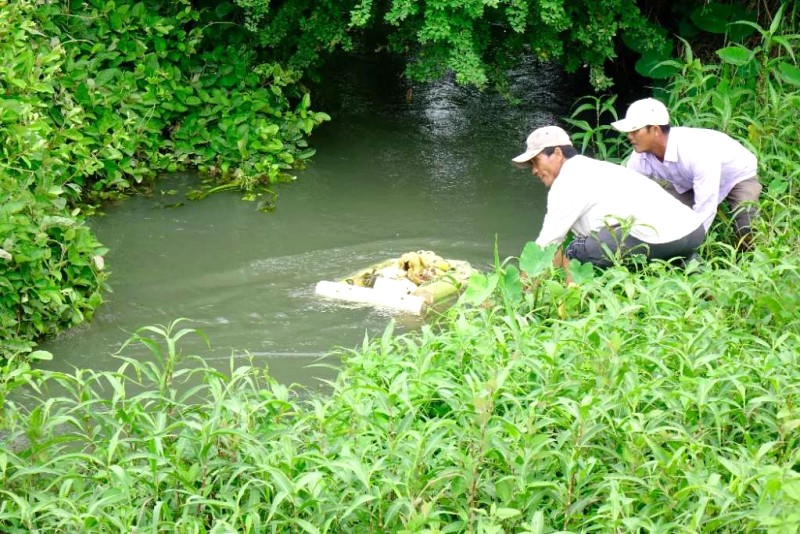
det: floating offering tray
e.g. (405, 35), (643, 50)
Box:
(315, 251), (475, 315)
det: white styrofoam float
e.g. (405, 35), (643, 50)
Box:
(315, 280), (428, 314)
(314, 251), (475, 315)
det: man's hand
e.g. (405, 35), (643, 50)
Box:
(553, 249), (574, 286)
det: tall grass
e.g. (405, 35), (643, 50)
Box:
(2, 6), (800, 533)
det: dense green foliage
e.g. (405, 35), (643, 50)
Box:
(667, 3), (800, 200)
(36, 0), (329, 201)
(0, 0), (328, 355)
(235, 0), (667, 90)
(234, 0), (792, 91)
(0, 1), (107, 354)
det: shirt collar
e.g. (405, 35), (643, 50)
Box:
(663, 129), (678, 162)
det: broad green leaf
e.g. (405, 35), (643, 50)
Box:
(495, 507), (521, 520)
(769, 2), (785, 35)
(340, 494), (377, 520)
(636, 56), (681, 79)
(501, 264), (522, 304)
(784, 480), (800, 502)
(567, 260), (595, 285)
(461, 272), (499, 305)
(716, 46), (753, 66)
(690, 3), (754, 37)
(0, 202), (26, 216)
(28, 350), (53, 361)
(519, 242), (556, 277)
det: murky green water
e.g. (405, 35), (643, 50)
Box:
(38, 57), (581, 388)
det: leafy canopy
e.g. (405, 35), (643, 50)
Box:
(235, 0), (668, 90)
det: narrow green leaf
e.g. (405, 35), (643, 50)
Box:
(778, 62), (800, 86)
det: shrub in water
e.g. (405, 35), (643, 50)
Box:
(0, 1), (107, 356)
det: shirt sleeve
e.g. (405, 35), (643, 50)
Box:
(625, 153), (649, 176)
(685, 155), (723, 230)
(534, 186), (588, 248)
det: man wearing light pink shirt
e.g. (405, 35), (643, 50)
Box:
(611, 98), (761, 248)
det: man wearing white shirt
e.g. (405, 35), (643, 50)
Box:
(611, 98), (761, 247)
(512, 126), (705, 271)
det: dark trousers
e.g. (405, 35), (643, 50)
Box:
(565, 224), (706, 268)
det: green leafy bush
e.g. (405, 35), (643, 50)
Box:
(36, 0), (330, 203)
(0, 0), (107, 356)
(0, 0), (330, 355)
(235, 0), (668, 91)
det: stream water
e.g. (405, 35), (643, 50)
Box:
(38, 56), (583, 388)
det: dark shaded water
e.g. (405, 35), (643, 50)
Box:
(38, 55), (583, 387)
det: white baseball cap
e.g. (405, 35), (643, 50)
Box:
(512, 126), (573, 163)
(611, 98), (670, 132)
